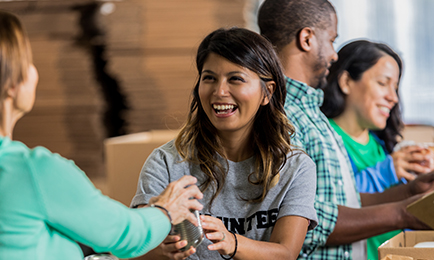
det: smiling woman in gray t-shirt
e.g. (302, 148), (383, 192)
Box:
(131, 27), (318, 260)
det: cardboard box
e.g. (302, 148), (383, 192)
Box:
(407, 191), (434, 230)
(378, 231), (434, 260)
(104, 130), (179, 206)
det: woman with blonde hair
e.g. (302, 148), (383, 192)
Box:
(0, 10), (203, 260)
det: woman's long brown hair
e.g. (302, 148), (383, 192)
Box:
(175, 27), (295, 207)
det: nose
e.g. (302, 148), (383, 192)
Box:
(387, 85), (399, 104)
(331, 49), (338, 64)
(214, 79), (229, 96)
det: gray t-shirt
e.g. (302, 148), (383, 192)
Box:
(131, 140), (318, 259)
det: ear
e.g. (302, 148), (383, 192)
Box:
(298, 27), (315, 52)
(261, 81), (276, 106)
(6, 84), (18, 99)
(338, 71), (351, 95)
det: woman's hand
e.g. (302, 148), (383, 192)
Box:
(391, 145), (433, 181)
(200, 215), (236, 256)
(149, 175), (203, 225)
(157, 234), (197, 260)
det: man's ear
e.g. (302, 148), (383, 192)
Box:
(298, 27), (315, 52)
(261, 81), (276, 106)
(338, 71), (351, 95)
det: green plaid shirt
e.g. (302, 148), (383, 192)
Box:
(284, 77), (360, 260)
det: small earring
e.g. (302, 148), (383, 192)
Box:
(342, 88), (349, 94)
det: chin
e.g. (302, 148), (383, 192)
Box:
(371, 122), (387, 131)
(315, 77), (328, 89)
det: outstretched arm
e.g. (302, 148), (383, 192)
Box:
(326, 196), (430, 245)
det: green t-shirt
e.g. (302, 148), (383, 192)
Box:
(329, 119), (386, 171)
(329, 119), (400, 260)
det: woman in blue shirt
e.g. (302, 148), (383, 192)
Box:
(321, 39), (434, 260)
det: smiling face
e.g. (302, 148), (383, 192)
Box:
(344, 54), (400, 131)
(198, 53), (272, 137)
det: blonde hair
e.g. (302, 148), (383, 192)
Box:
(0, 10), (32, 102)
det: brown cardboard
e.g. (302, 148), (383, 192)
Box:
(378, 231), (434, 260)
(381, 254), (414, 260)
(104, 130), (178, 206)
(407, 191), (434, 230)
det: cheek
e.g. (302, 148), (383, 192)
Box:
(198, 85), (208, 103)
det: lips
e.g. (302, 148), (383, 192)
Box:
(378, 106), (391, 116)
(212, 103), (237, 115)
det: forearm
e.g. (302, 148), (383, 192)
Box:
(232, 216), (307, 260)
(326, 204), (403, 245)
(233, 235), (299, 260)
(361, 184), (411, 206)
(137, 246), (169, 260)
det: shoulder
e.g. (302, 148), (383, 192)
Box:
(149, 139), (181, 163)
(286, 150), (315, 169)
(0, 139), (83, 183)
(2, 138), (69, 167)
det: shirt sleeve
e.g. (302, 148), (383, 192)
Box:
(28, 147), (171, 259)
(278, 152), (318, 230)
(130, 148), (175, 208)
(291, 130), (340, 254)
(352, 155), (401, 193)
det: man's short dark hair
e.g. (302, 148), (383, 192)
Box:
(258, 0), (336, 51)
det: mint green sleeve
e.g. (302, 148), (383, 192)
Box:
(28, 147), (171, 259)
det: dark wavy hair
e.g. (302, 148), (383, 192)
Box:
(258, 0), (335, 51)
(175, 27), (295, 206)
(321, 40), (403, 153)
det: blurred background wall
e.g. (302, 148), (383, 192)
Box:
(1, 0), (433, 184)
(0, 0), (245, 181)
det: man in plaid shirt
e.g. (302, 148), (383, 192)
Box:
(259, 0), (434, 259)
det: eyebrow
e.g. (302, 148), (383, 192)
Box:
(202, 69), (249, 77)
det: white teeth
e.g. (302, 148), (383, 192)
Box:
(213, 104), (235, 110)
(379, 106), (390, 114)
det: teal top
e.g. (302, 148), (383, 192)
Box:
(0, 136), (171, 260)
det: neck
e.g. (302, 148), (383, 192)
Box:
(0, 98), (19, 139)
(279, 42), (314, 87)
(218, 129), (254, 162)
(333, 112), (369, 144)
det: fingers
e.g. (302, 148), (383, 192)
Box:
(199, 215), (236, 255)
(396, 169), (417, 181)
(404, 162), (431, 174)
(162, 242), (196, 260)
(176, 175), (198, 188)
(161, 239), (187, 253)
(184, 201), (203, 226)
(152, 176), (203, 225)
(399, 145), (425, 154)
(206, 231), (226, 242)
(185, 184), (204, 200)
(170, 247), (196, 260)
